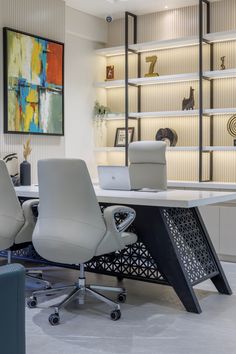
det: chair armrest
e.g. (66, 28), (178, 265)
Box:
(15, 199), (39, 245)
(21, 199), (39, 224)
(103, 205), (136, 233)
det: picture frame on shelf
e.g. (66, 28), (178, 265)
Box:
(114, 127), (134, 147)
(3, 27), (64, 136)
(105, 65), (114, 81)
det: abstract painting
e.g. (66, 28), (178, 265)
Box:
(3, 28), (64, 135)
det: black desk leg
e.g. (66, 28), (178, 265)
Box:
(195, 208), (232, 295)
(132, 205), (232, 314)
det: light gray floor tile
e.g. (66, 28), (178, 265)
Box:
(25, 262), (236, 354)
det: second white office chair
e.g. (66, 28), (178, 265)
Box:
(27, 159), (137, 325)
(129, 140), (167, 190)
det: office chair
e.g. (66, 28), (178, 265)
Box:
(0, 264), (25, 354)
(0, 160), (51, 289)
(27, 159), (137, 325)
(129, 141), (167, 190)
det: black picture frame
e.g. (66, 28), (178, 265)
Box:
(3, 27), (64, 136)
(114, 127), (134, 147)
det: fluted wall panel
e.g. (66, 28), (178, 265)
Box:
(107, 4), (209, 47)
(0, 0), (65, 183)
(213, 152), (236, 182)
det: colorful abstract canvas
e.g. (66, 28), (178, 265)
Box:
(3, 28), (64, 135)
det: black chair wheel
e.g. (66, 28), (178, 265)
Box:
(117, 293), (126, 303)
(27, 297), (37, 308)
(48, 313), (60, 326)
(110, 309), (121, 321)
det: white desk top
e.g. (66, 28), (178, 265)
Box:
(15, 185), (236, 208)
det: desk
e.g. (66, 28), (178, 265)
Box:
(15, 185), (236, 314)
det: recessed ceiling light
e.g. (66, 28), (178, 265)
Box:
(165, 5), (168, 9)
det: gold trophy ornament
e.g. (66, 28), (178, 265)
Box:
(145, 55), (159, 77)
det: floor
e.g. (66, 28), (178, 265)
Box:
(25, 262), (236, 354)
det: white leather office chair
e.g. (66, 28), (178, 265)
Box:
(129, 141), (167, 190)
(27, 158), (137, 325)
(0, 160), (50, 289)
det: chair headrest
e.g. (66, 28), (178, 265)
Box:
(129, 141), (166, 164)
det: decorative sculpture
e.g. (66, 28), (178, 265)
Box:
(182, 87), (195, 110)
(227, 115), (236, 138)
(220, 56), (226, 70)
(155, 128), (178, 147)
(144, 55), (159, 77)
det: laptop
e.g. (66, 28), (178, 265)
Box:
(97, 166), (131, 191)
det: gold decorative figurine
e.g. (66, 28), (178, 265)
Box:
(145, 55), (159, 77)
(23, 138), (32, 161)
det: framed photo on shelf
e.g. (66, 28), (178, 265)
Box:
(106, 65), (114, 80)
(114, 127), (134, 147)
(3, 27), (64, 136)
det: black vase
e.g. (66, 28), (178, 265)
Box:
(20, 160), (31, 186)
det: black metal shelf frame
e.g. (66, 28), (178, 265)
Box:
(199, 0), (213, 182)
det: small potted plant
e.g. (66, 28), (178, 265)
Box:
(93, 101), (111, 126)
(20, 138), (32, 186)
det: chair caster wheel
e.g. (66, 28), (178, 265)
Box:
(117, 293), (126, 303)
(110, 309), (121, 321)
(27, 297), (37, 308)
(48, 313), (60, 326)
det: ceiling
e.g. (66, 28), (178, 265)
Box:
(65, 0), (219, 20)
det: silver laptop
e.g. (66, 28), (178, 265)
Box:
(97, 166), (131, 190)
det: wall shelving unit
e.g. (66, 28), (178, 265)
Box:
(94, 0), (236, 183)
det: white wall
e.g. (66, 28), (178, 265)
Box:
(65, 7), (107, 177)
(0, 0), (66, 183)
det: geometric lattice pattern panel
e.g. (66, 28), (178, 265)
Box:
(161, 208), (218, 284)
(86, 241), (167, 284)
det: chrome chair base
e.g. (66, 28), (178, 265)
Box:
(27, 264), (126, 325)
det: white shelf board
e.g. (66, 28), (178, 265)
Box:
(204, 108), (236, 115)
(105, 113), (125, 120)
(204, 30), (236, 43)
(95, 45), (125, 57)
(129, 72), (199, 85)
(94, 147), (125, 152)
(94, 80), (125, 88)
(129, 110), (199, 118)
(204, 68), (236, 80)
(129, 36), (199, 53)
(203, 146), (236, 152)
(167, 147), (199, 151)
(95, 36), (199, 57)
(95, 72), (199, 89)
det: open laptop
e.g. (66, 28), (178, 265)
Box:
(98, 166), (131, 191)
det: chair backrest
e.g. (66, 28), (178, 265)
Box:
(129, 141), (167, 190)
(33, 159), (106, 264)
(0, 160), (24, 250)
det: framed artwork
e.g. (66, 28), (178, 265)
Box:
(114, 127), (134, 147)
(3, 27), (64, 135)
(106, 65), (114, 80)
